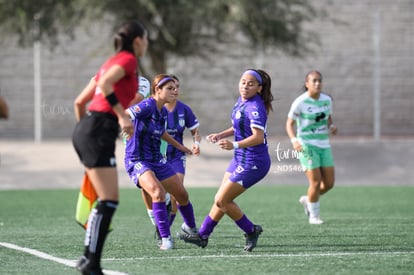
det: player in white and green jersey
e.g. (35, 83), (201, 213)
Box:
(286, 70), (338, 225)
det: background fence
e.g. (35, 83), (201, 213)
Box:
(0, 0), (413, 141)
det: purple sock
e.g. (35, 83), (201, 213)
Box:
(199, 215), (218, 239)
(178, 202), (196, 228)
(169, 213), (176, 227)
(153, 202), (170, 238)
(235, 214), (254, 234)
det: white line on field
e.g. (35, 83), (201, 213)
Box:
(2, 241), (412, 270)
(0, 242), (128, 275)
(104, 250), (414, 261)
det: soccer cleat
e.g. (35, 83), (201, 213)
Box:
(309, 216), (324, 225)
(178, 223), (208, 248)
(299, 196), (310, 217)
(75, 256), (103, 275)
(75, 256), (88, 272)
(180, 223), (198, 234)
(159, 235), (174, 250)
(244, 224), (263, 252)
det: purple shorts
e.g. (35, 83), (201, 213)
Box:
(125, 158), (176, 188)
(226, 156), (271, 189)
(168, 156), (186, 175)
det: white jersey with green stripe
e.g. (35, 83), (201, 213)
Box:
(288, 92), (333, 148)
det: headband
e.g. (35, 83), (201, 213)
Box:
(243, 69), (263, 85)
(156, 77), (174, 88)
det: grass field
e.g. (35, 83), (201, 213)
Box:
(1, 186), (413, 275)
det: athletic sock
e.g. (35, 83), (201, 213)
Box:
(308, 201), (320, 218)
(178, 202), (196, 229)
(153, 202), (170, 238)
(146, 209), (156, 226)
(235, 214), (255, 234)
(198, 215), (218, 240)
(85, 200), (118, 268)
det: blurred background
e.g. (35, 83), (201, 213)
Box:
(0, 0), (413, 189)
(0, 0), (412, 141)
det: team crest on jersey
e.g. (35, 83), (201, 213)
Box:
(132, 105), (141, 113)
(179, 118), (185, 127)
(235, 111), (241, 119)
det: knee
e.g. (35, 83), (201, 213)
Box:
(309, 180), (321, 191)
(214, 196), (227, 212)
(174, 189), (189, 205)
(151, 188), (166, 202)
(326, 179), (335, 190)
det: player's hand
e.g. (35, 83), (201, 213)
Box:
(119, 116), (134, 140)
(218, 139), (233, 151)
(181, 145), (193, 155)
(206, 133), (220, 143)
(192, 143), (200, 156)
(292, 141), (303, 152)
(329, 124), (338, 135)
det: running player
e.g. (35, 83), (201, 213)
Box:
(124, 74), (199, 250)
(140, 75), (201, 244)
(286, 70), (337, 225)
(179, 69), (273, 252)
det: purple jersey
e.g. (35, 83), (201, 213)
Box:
(165, 100), (199, 161)
(125, 97), (167, 162)
(231, 94), (269, 163)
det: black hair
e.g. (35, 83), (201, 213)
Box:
(114, 20), (146, 53)
(255, 69), (274, 114)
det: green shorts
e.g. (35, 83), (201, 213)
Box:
(299, 144), (334, 171)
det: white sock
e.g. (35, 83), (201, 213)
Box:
(308, 201), (320, 219)
(147, 209), (156, 226)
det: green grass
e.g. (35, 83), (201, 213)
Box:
(1, 186), (413, 274)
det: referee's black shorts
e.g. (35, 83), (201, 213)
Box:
(72, 111), (120, 168)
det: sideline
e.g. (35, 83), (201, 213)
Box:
(0, 242), (128, 275)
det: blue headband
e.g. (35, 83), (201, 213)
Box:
(156, 77), (174, 88)
(243, 70), (263, 85)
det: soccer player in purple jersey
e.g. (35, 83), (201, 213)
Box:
(140, 75), (202, 244)
(179, 69), (274, 252)
(124, 74), (199, 250)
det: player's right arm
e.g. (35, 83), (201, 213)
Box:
(74, 77), (96, 121)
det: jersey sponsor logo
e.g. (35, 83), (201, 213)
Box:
(235, 111), (241, 119)
(153, 129), (162, 135)
(307, 105), (330, 114)
(311, 125), (328, 133)
(132, 105), (141, 113)
(251, 111), (260, 118)
(315, 112), (326, 122)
